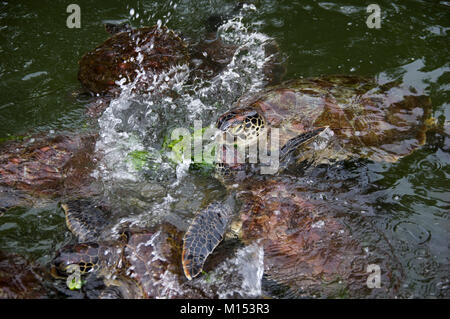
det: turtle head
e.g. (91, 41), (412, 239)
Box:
(51, 243), (100, 278)
(216, 108), (267, 146)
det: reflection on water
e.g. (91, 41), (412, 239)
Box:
(0, 0), (448, 298)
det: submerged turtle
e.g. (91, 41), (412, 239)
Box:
(0, 133), (98, 202)
(78, 7), (237, 97)
(182, 174), (404, 297)
(0, 251), (48, 299)
(52, 199), (255, 298)
(78, 24), (190, 96)
(77, 19), (231, 117)
(51, 200), (187, 298)
(231, 177), (401, 297)
(215, 74), (433, 169)
(78, 14), (284, 117)
(181, 74), (433, 288)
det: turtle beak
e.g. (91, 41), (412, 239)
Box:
(50, 264), (65, 279)
(280, 126), (328, 160)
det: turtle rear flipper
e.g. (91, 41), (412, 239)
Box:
(62, 199), (111, 242)
(182, 202), (233, 280)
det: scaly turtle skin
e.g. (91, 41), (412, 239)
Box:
(61, 199), (111, 243)
(78, 25), (190, 96)
(182, 75), (432, 284)
(182, 202), (233, 280)
(215, 75), (433, 166)
(0, 133), (98, 198)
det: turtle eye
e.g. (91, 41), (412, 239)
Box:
(216, 111), (238, 131)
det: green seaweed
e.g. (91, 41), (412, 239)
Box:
(67, 276), (84, 290)
(163, 126), (216, 170)
(126, 150), (160, 171)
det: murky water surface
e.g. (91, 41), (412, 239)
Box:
(0, 0), (448, 298)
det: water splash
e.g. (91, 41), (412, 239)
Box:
(94, 10), (278, 217)
(88, 7), (279, 298)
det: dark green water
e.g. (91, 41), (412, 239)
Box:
(0, 0), (448, 298)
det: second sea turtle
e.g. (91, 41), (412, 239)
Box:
(181, 74), (432, 295)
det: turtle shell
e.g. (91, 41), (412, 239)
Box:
(56, 199), (207, 298)
(0, 251), (47, 299)
(0, 133), (97, 196)
(237, 178), (398, 297)
(121, 225), (185, 298)
(78, 26), (190, 95)
(232, 75), (433, 163)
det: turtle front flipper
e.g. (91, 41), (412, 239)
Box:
(182, 202), (233, 280)
(279, 126), (328, 162)
(62, 199), (111, 242)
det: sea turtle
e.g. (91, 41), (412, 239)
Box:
(78, 13), (284, 117)
(50, 188), (390, 298)
(51, 199), (255, 298)
(232, 176), (403, 297)
(181, 74), (433, 289)
(0, 133), (99, 202)
(214, 74), (433, 169)
(77, 3), (272, 99)
(50, 199), (187, 298)
(77, 18), (231, 118)
(181, 173), (406, 297)
(78, 24), (191, 97)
